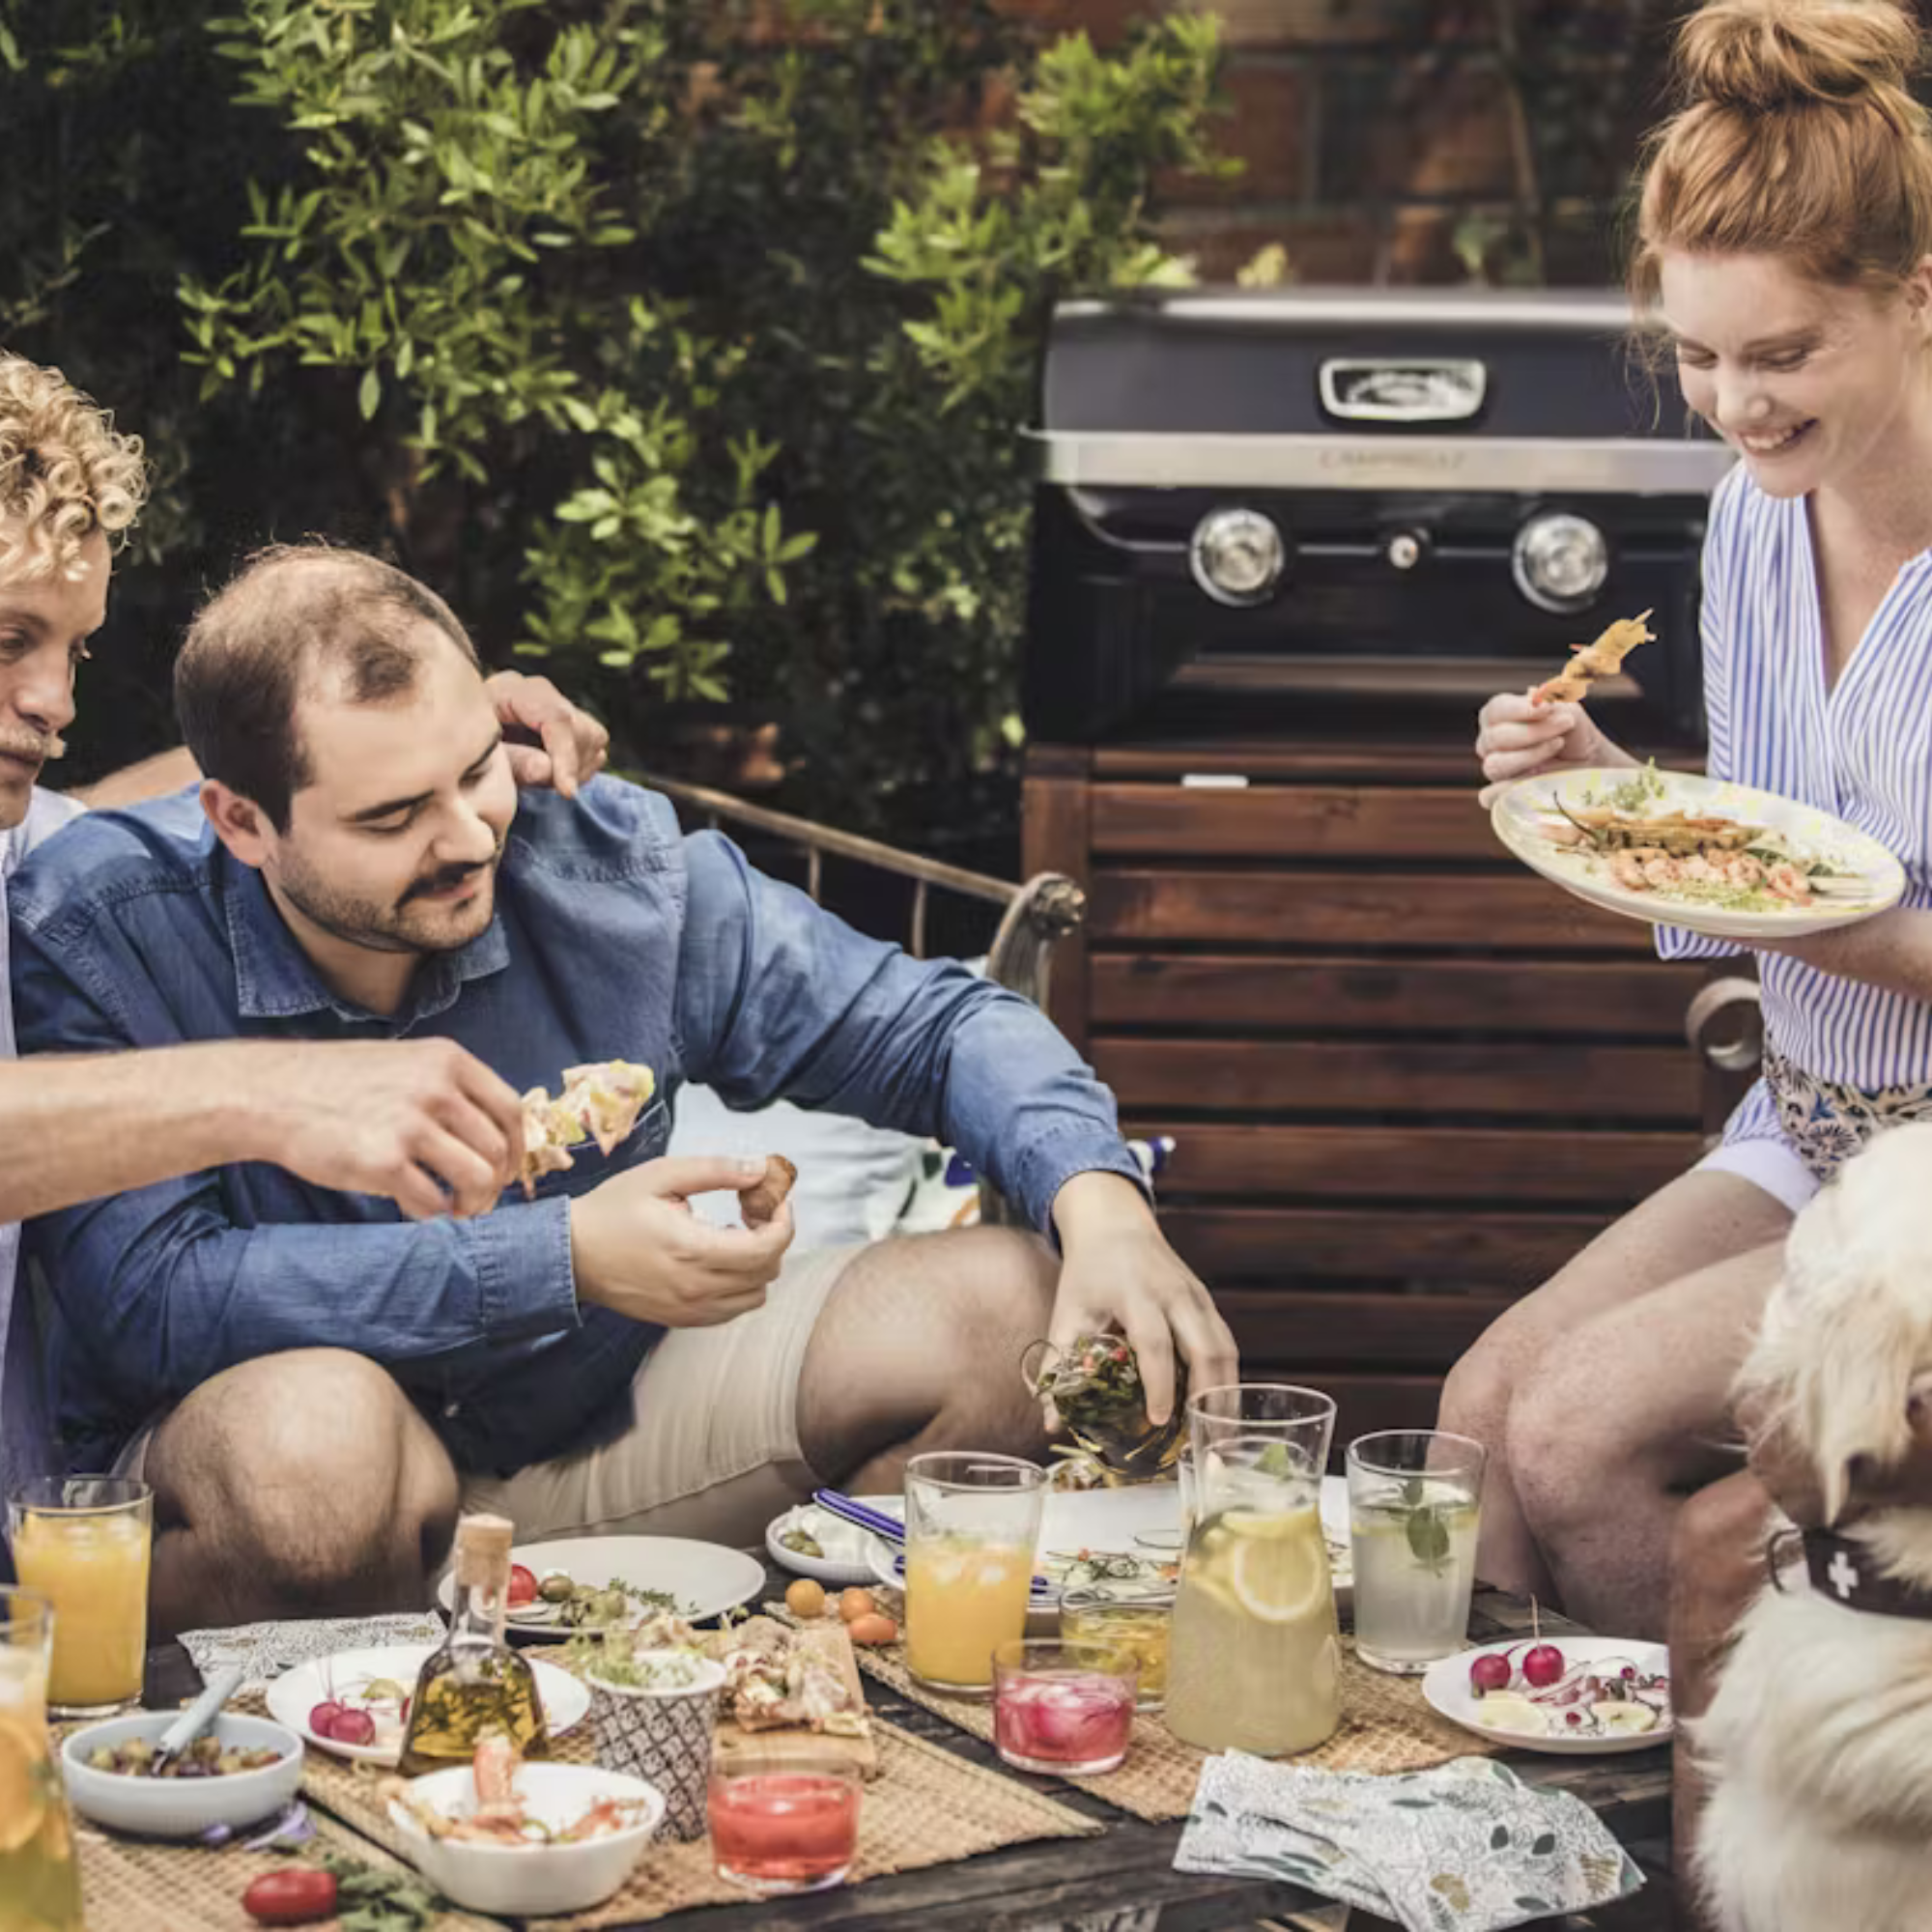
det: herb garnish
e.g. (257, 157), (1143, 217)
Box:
(1400, 1477), (1454, 1574)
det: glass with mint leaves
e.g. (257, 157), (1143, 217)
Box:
(1346, 1429), (1487, 1675)
(1022, 1332), (1188, 1480)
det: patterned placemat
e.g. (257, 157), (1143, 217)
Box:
(854, 1638), (1504, 1823)
(75, 1800), (505, 1932)
(291, 1715), (1100, 1929)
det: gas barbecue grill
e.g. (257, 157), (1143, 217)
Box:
(1021, 288), (1735, 746)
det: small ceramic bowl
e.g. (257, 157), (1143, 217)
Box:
(62, 1713), (303, 1839)
(387, 1761), (665, 1915)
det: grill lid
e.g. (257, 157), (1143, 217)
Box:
(1033, 288), (1733, 497)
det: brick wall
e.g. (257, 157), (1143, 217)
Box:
(1009, 0), (1675, 287)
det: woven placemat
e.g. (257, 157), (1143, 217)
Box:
(855, 1637), (1504, 1822)
(292, 1714), (1099, 1929)
(75, 1800), (505, 1932)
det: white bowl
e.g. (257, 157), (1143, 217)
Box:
(387, 1761), (665, 1915)
(62, 1713), (303, 1839)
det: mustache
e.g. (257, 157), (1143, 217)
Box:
(0, 733), (65, 764)
(401, 858), (493, 905)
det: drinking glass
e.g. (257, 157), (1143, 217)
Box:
(1057, 1583), (1173, 1709)
(900, 1452), (1046, 1695)
(1164, 1383), (1341, 1755)
(708, 1739), (863, 1895)
(8, 1477), (153, 1718)
(0, 1588), (85, 1932)
(992, 1637), (1137, 1774)
(1347, 1430), (1486, 1674)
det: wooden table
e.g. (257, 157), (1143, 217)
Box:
(139, 1582), (1671, 1931)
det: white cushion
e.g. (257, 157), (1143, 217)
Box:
(666, 1083), (923, 1250)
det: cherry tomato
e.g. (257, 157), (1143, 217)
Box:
(507, 1562), (539, 1606)
(242, 1868), (338, 1924)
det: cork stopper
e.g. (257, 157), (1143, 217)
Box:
(451, 1512), (515, 1592)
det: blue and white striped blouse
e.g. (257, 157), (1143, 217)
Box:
(1659, 464), (1932, 1148)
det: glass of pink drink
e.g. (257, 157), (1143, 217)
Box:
(708, 1741), (863, 1895)
(991, 1639), (1138, 1776)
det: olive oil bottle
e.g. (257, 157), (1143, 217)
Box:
(399, 1513), (549, 1776)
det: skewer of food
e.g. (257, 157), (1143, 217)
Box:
(1527, 766), (1866, 914)
(1529, 610), (1654, 706)
(519, 1061), (657, 1194)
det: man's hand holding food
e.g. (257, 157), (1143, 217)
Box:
(1045, 1170), (1238, 1432)
(568, 1154), (798, 1329)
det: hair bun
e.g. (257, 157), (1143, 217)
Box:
(1676, 0), (1922, 113)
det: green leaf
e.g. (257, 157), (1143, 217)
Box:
(357, 365), (382, 418)
(1406, 1504), (1452, 1570)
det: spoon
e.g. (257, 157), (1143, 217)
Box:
(147, 1662), (246, 1776)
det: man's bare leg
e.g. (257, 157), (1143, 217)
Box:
(795, 1225), (1057, 1494)
(1438, 1170), (1792, 1605)
(1501, 1238), (1782, 1637)
(1666, 1470), (1770, 1932)
(144, 1348), (459, 1638)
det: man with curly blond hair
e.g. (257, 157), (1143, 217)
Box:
(0, 352), (611, 1543)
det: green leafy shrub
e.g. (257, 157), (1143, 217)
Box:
(1, 0), (1231, 849)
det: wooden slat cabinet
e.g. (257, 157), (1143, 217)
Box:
(1023, 734), (1714, 1444)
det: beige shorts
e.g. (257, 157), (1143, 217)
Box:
(459, 1241), (861, 1548)
(117, 1241), (862, 1553)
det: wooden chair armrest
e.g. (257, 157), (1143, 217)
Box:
(982, 872), (1087, 1009)
(1686, 976), (1764, 1075)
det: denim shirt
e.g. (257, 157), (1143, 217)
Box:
(9, 778), (1141, 1477)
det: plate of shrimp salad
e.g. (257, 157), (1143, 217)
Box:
(1492, 765), (1906, 940)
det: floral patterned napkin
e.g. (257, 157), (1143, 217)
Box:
(1174, 1751), (1643, 1931)
(178, 1612), (443, 1694)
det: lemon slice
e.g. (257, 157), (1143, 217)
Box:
(1227, 1520), (1326, 1625)
(1591, 1699), (1659, 1734)
(1474, 1692), (1546, 1735)
(0, 1712), (51, 1855)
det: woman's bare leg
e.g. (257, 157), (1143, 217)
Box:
(1438, 1169), (1792, 1606)
(1504, 1237), (1782, 1636)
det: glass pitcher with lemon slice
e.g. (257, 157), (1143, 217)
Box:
(1165, 1384), (1340, 1755)
(0, 1589), (84, 1932)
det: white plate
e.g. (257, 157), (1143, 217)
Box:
(1492, 767), (1905, 940)
(856, 1477), (1353, 1609)
(438, 1535), (765, 1633)
(767, 1502), (890, 1589)
(264, 1644), (589, 1767)
(1421, 1634), (1672, 1756)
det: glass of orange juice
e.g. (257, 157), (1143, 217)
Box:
(0, 1588), (84, 1932)
(901, 1452), (1045, 1696)
(8, 1478), (153, 1719)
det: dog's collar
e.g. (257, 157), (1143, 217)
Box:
(1800, 1528), (1932, 1620)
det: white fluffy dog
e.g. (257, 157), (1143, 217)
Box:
(1695, 1122), (1932, 1932)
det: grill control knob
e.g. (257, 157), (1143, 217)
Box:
(1189, 508), (1286, 607)
(1513, 512), (1608, 613)
(1385, 530), (1427, 571)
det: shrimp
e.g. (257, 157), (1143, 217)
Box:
(1766, 863), (1813, 905)
(1640, 854), (1683, 890)
(1611, 851), (1652, 892)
